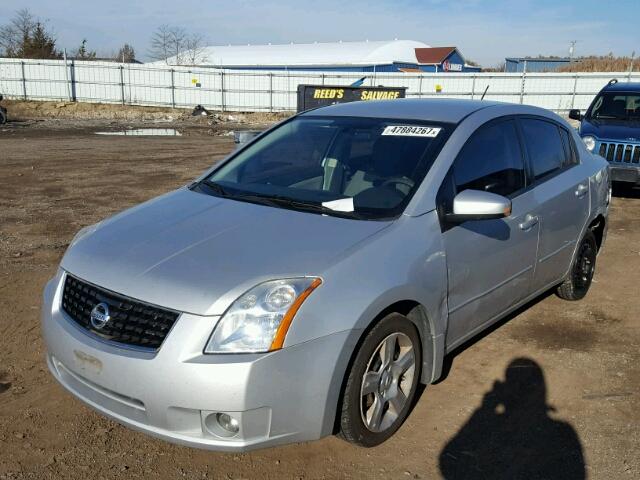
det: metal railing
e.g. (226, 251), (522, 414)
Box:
(1, 58), (638, 113)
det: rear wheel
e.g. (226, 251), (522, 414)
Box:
(339, 313), (421, 447)
(556, 230), (597, 301)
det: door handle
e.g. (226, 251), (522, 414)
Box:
(519, 214), (539, 231)
(575, 183), (588, 198)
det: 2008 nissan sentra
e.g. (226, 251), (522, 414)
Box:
(42, 98), (610, 451)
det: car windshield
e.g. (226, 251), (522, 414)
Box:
(588, 92), (640, 120)
(200, 116), (450, 220)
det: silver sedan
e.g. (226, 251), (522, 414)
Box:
(42, 98), (610, 451)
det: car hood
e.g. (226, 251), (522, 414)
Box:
(580, 118), (640, 141)
(62, 188), (392, 315)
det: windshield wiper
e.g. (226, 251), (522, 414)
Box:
(202, 180), (231, 197)
(594, 114), (628, 120)
(201, 182), (366, 219)
(237, 192), (366, 219)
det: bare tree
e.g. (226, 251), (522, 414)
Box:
(149, 25), (188, 64)
(184, 33), (208, 65)
(0, 8), (36, 57)
(0, 9), (61, 59)
(148, 25), (207, 65)
(148, 25), (172, 63)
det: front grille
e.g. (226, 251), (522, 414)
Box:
(598, 141), (640, 164)
(61, 274), (180, 350)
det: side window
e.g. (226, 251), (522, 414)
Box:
(520, 118), (566, 180)
(453, 119), (526, 198)
(558, 127), (578, 166)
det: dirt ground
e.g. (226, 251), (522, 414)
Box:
(0, 112), (638, 480)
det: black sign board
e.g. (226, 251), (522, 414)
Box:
(296, 84), (407, 112)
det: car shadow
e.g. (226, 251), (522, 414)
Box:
(435, 289), (555, 384)
(612, 183), (640, 199)
(438, 357), (585, 480)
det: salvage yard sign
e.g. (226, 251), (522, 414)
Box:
(297, 85), (407, 112)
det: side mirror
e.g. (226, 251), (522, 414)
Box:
(568, 109), (582, 121)
(446, 189), (512, 223)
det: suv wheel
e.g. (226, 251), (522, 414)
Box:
(556, 229), (597, 301)
(339, 313), (421, 447)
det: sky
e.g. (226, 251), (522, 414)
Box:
(1, 0), (638, 66)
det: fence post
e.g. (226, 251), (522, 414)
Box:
(519, 61), (527, 104)
(170, 69), (176, 108)
(20, 61), (27, 100)
(269, 72), (274, 113)
(220, 70), (225, 111)
(571, 74), (578, 109)
(69, 60), (77, 101)
(119, 65), (125, 105)
(321, 73), (325, 85)
(471, 74), (476, 100)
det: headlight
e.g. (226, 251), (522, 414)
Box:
(582, 135), (596, 152)
(204, 277), (322, 353)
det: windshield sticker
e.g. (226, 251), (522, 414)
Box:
(381, 126), (441, 137)
(322, 197), (354, 213)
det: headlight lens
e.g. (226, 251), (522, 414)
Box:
(582, 135), (596, 152)
(204, 277), (322, 353)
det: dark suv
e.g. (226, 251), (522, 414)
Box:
(0, 95), (6, 125)
(570, 79), (640, 185)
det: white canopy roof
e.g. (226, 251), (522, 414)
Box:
(162, 40), (430, 67)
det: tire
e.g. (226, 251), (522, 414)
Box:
(556, 229), (597, 301)
(0, 109), (6, 125)
(339, 313), (422, 447)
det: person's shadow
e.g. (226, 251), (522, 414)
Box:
(439, 358), (585, 480)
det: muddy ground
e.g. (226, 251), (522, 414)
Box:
(0, 112), (638, 479)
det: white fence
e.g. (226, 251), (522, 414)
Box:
(1, 58), (638, 113)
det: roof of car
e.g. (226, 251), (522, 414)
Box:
(602, 81), (640, 93)
(303, 98), (507, 123)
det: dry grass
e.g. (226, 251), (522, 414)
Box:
(558, 56), (637, 73)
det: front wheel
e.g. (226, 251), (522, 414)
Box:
(338, 313), (421, 447)
(556, 229), (597, 301)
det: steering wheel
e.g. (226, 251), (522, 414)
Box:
(380, 176), (415, 191)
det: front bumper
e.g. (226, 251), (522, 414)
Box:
(42, 270), (354, 451)
(609, 164), (640, 184)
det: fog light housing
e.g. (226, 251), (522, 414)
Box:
(217, 413), (240, 434)
(204, 411), (240, 438)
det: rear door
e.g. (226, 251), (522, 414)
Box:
(439, 118), (540, 345)
(518, 117), (590, 292)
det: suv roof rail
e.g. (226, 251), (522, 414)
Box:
(607, 78), (619, 86)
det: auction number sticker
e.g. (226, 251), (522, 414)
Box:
(381, 125), (441, 137)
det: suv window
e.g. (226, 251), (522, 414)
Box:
(453, 119), (525, 197)
(520, 118), (566, 180)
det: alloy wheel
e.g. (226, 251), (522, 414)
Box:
(360, 332), (416, 432)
